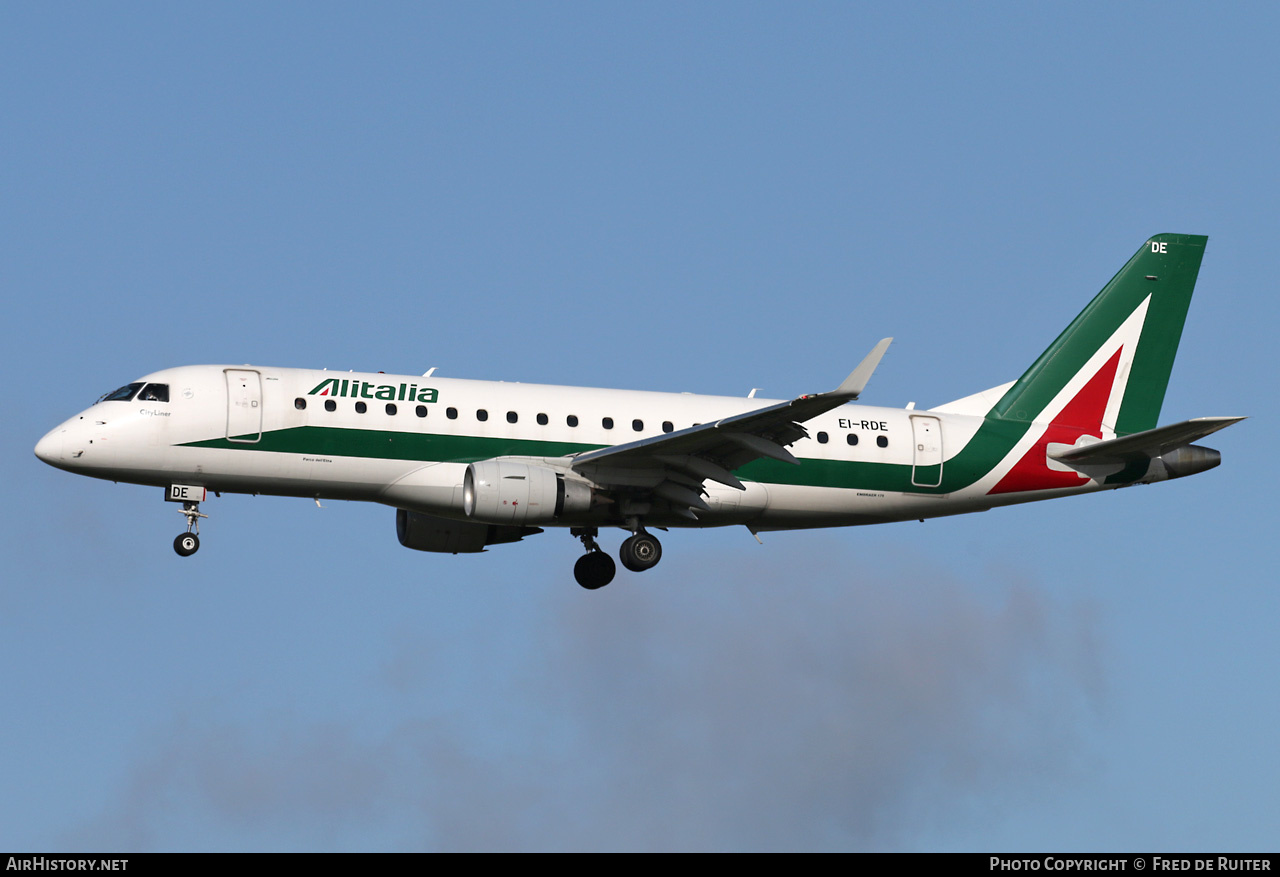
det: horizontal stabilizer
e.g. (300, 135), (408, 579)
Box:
(1050, 416), (1245, 465)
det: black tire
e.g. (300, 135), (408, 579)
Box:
(574, 550), (616, 590)
(619, 532), (662, 572)
(174, 533), (200, 557)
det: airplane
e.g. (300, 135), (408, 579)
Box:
(35, 234), (1243, 589)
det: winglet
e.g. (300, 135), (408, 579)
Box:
(835, 338), (893, 400)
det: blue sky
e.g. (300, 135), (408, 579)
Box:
(2, 2), (1275, 851)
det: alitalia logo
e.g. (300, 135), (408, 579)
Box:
(309, 378), (439, 403)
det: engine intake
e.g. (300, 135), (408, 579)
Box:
(463, 460), (592, 525)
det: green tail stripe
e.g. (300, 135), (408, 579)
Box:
(990, 234), (1206, 434)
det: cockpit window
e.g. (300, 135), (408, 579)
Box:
(138, 383), (169, 402)
(97, 382), (144, 404)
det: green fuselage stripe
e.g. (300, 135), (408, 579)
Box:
(182, 426), (598, 466)
(179, 416), (1050, 494)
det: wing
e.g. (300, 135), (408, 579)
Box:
(569, 338), (892, 518)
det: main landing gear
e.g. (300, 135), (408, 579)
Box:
(571, 526), (663, 590)
(572, 527), (615, 590)
(574, 550), (615, 590)
(173, 501), (207, 557)
(619, 530), (662, 572)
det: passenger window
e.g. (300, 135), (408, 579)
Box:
(355, 401), (367, 414)
(817, 432), (828, 444)
(477, 409), (488, 422)
(876, 435), (888, 448)
(415, 405), (428, 417)
(324, 399), (336, 412)
(537, 413), (548, 426)
(294, 398), (306, 410)
(847, 433), (858, 446)
(447, 407), (458, 419)
(507, 411), (518, 424)
(567, 415), (579, 427)
(632, 419), (643, 432)
(602, 417), (614, 430)
(385, 403), (397, 415)
(662, 421), (673, 433)
(138, 384), (169, 402)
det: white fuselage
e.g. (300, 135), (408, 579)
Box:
(35, 364), (1109, 533)
(31, 236), (1230, 588)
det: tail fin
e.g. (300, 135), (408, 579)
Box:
(990, 233), (1207, 437)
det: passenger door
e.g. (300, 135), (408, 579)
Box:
(225, 369), (262, 442)
(910, 415), (943, 488)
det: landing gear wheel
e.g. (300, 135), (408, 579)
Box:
(619, 532), (662, 572)
(172, 499), (208, 556)
(174, 532), (200, 557)
(574, 551), (616, 590)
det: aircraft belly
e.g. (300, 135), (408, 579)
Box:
(755, 483), (974, 529)
(378, 462), (468, 514)
(756, 483), (897, 527)
(698, 481), (770, 525)
(164, 445), (419, 501)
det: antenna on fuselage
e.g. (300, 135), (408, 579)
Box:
(423, 367), (437, 377)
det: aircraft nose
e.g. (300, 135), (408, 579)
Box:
(34, 428), (64, 465)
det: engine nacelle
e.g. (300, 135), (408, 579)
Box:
(396, 509), (538, 554)
(463, 460), (593, 525)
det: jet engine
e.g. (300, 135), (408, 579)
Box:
(463, 460), (593, 525)
(395, 509), (540, 554)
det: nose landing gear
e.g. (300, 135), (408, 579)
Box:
(174, 532), (200, 556)
(174, 501), (207, 557)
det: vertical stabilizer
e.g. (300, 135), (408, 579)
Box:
(990, 234), (1207, 436)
